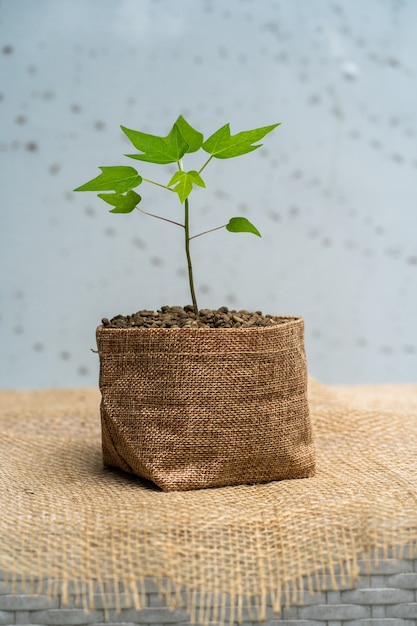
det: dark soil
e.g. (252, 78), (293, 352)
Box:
(101, 306), (288, 329)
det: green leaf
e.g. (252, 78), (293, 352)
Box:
(73, 166), (142, 194)
(175, 115), (204, 153)
(202, 122), (280, 159)
(188, 170), (206, 187)
(167, 170), (206, 203)
(226, 217), (261, 237)
(97, 190), (141, 214)
(122, 122), (189, 164)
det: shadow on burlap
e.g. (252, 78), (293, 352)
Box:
(1, 378), (417, 624)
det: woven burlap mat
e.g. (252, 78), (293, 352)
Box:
(1, 379), (417, 623)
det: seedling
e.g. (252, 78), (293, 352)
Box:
(74, 116), (280, 314)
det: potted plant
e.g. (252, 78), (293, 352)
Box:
(74, 116), (315, 491)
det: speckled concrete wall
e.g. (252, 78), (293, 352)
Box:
(1, 0), (416, 388)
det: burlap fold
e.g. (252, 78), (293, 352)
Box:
(96, 316), (315, 491)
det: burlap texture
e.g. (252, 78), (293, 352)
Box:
(1, 379), (416, 623)
(96, 317), (315, 491)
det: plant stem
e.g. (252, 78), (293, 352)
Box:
(135, 206), (183, 228)
(189, 224), (227, 240)
(184, 198), (198, 315)
(142, 177), (175, 192)
(198, 155), (213, 175)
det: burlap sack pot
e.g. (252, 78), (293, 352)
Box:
(96, 316), (315, 491)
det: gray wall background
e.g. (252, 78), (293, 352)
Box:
(1, 0), (416, 389)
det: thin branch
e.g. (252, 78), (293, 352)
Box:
(142, 177), (175, 192)
(189, 224), (227, 240)
(198, 155), (213, 175)
(135, 206), (184, 228)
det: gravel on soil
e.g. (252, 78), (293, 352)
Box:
(101, 306), (289, 329)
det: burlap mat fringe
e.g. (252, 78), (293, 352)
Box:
(3, 524), (416, 624)
(1, 379), (417, 624)
(3, 543), (417, 624)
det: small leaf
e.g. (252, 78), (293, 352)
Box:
(74, 166), (142, 193)
(175, 115), (204, 153)
(122, 122), (189, 164)
(167, 170), (206, 203)
(168, 171), (184, 186)
(226, 217), (261, 237)
(202, 122), (280, 159)
(97, 190), (141, 214)
(187, 170), (206, 188)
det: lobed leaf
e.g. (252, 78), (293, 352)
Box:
(175, 115), (204, 153)
(97, 190), (141, 214)
(226, 217), (261, 237)
(202, 122), (280, 159)
(122, 122), (189, 164)
(167, 170), (206, 203)
(73, 166), (142, 194)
